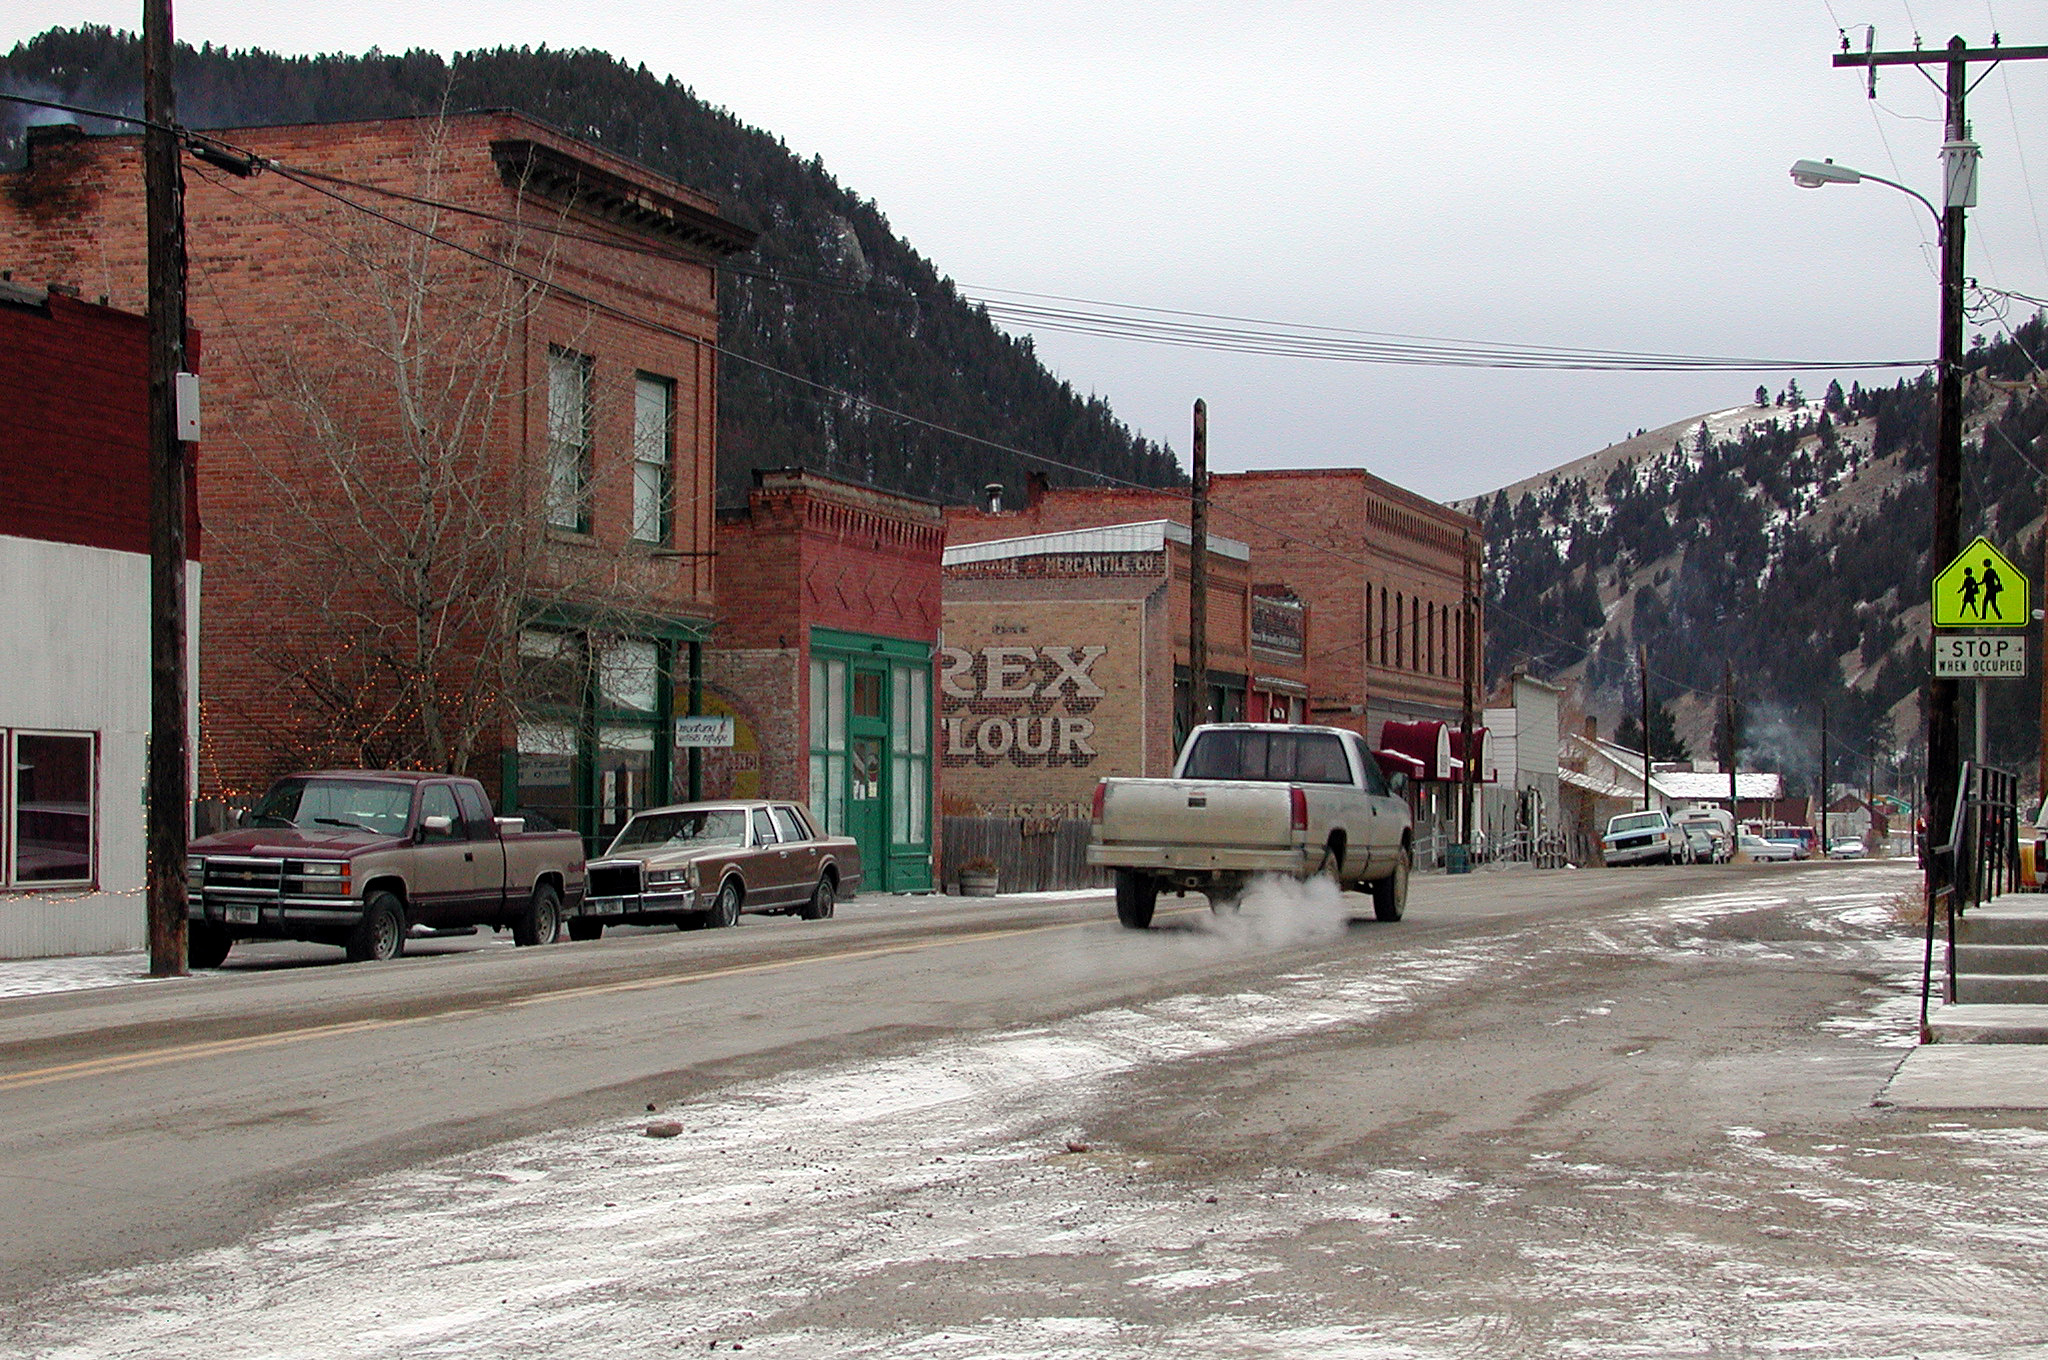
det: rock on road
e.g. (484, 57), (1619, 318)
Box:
(5, 859), (2046, 1358)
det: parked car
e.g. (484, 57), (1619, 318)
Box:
(1826, 837), (1868, 859)
(1602, 810), (1678, 866)
(575, 800), (861, 937)
(1088, 723), (1413, 928)
(1680, 824), (1721, 864)
(186, 771), (586, 966)
(1739, 833), (1798, 862)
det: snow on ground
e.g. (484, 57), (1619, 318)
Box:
(7, 863), (2001, 1359)
(0, 951), (177, 1001)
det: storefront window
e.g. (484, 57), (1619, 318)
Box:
(809, 656), (848, 834)
(7, 730), (95, 885)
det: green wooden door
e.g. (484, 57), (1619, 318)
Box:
(846, 664), (889, 872)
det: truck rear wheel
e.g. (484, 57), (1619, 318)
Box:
(513, 883), (562, 947)
(1114, 870), (1157, 930)
(1371, 844), (1410, 922)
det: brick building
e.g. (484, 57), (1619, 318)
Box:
(948, 467), (1479, 745)
(938, 518), (1310, 823)
(0, 281), (199, 957)
(0, 115), (754, 848)
(710, 469), (943, 891)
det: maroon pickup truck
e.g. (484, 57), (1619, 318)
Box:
(185, 771), (586, 966)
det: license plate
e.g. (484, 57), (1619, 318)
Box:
(226, 904), (259, 925)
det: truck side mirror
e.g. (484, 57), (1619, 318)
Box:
(1388, 772), (1409, 797)
(419, 814), (454, 841)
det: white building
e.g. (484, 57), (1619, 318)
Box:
(1, 282), (198, 958)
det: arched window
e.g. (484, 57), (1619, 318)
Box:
(1394, 593), (1404, 669)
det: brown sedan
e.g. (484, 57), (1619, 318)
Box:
(571, 800), (861, 940)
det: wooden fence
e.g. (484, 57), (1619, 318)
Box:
(940, 817), (1108, 894)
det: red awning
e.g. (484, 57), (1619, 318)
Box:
(1375, 748), (1427, 781)
(1379, 719), (1452, 780)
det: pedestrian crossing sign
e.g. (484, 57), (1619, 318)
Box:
(1932, 537), (2029, 629)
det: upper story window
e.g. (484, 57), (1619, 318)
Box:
(546, 347), (594, 532)
(632, 373), (676, 545)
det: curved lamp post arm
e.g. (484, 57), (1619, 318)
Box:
(1789, 158), (1943, 237)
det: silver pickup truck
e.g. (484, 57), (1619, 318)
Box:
(186, 771), (586, 966)
(1088, 723), (1413, 929)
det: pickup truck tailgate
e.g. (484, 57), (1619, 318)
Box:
(1098, 779), (1298, 848)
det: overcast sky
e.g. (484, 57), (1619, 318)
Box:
(10, 1), (2048, 501)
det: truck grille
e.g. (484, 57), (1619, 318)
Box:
(201, 856), (286, 897)
(588, 861), (643, 898)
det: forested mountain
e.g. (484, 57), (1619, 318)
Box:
(0, 26), (1182, 505)
(1465, 320), (2048, 797)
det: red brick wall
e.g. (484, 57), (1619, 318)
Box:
(0, 115), (734, 799)
(1209, 471), (1480, 732)
(0, 288), (198, 557)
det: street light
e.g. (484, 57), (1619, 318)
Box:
(1789, 135), (1980, 897)
(1787, 158), (1943, 226)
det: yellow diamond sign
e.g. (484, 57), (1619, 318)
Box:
(1933, 537), (2030, 629)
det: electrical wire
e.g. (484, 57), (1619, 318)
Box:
(10, 93), (1954, 744)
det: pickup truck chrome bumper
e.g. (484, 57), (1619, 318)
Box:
(1087, 843), (1312, 875)
(189, 896), (364, 927)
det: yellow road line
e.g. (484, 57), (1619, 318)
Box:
(0, 920), (1072, 1093)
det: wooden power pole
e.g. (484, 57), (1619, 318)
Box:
(1188, 399), (1209, 731)
(1830, 34), (2048, 880)
(1819, 699), (1830, 846)
(1459, 531), (1477, 845)
(1637, 643), (1651, 812)
(144, 0), (191, 976)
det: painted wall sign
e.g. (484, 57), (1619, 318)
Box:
(673, 715), (736, 748)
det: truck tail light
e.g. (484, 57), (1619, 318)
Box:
(1290, 786), (1308, 833)
(1091, 781), (1107, 823)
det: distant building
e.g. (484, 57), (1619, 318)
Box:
(938, 519), (1310, 822)
(0, 282), (199, 957)
(1483, 671), (1563, 850)
(710, 469), (943, 892)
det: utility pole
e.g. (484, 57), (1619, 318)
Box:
(1819, 699), (1830, 846)
(1723, 663), (1739, 816)
(144, 0), (191, 977)
(1637, 643), (1652, 813)
(1187, 399), (1209, 732)
(1459, 530), (1477, 846)
(1831, 33), (2048, 877)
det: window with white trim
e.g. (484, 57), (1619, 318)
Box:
(4, 730), (97, 887)
(546, 346), (594, 532)
(631, 373), (675, 545)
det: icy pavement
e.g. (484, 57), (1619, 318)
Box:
(15, 862), (2036, 1359)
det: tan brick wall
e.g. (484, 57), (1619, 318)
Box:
(939, 595), (1152, 819)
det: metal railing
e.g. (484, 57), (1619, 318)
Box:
(1920, 760), (2022, 1035)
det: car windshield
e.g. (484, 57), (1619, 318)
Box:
(610, 808), (748, 853)
(250, 778), (414, 836)
(1609, 813), (1665, 834)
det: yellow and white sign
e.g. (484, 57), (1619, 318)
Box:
(1932, 537), (2029, 629)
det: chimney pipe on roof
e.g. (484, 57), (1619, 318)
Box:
(983, 482), (1004, 514)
